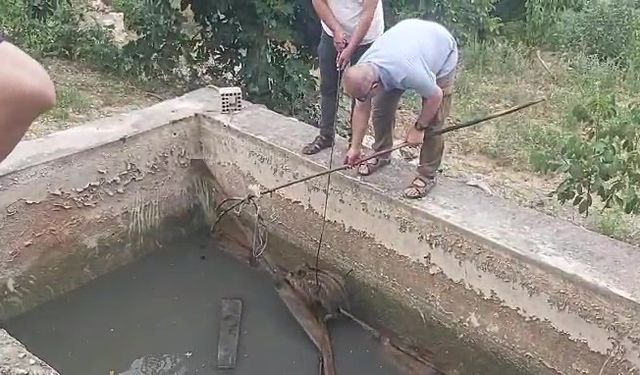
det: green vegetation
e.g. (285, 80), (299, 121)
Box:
(3, 0), (640, 241)
(46, 84), (94, 121)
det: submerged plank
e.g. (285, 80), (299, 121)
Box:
(217, 298), (243, 369)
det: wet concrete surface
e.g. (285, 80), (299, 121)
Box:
(4, 236), (405, 375)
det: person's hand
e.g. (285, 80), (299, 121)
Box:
(336, 44), (355, 70)
(405, 126), (425, 146)
(344, 147), (363, 166)
(333, 28), (348, 52)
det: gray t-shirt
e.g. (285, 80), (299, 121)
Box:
(357, 19), (458, 98)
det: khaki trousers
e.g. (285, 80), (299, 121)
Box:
(370, 70), (456, 178)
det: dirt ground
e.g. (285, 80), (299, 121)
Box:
(25, 58), (170, 140)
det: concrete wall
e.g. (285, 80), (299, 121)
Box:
(200, 88), (640, 375)
(0, 329), (59, 375)
(1, 85), (639, 375)
(0, 90), (221, 322)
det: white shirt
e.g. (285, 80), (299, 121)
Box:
(320, 0), (385, 45)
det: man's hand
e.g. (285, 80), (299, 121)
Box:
(333, 28), (348, 51)
(344, 147), (363, 166)
(405, 127), (425, 146)
(336, 44), (355, 70)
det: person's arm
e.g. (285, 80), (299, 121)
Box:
(348, 0), (378, 47)
(402, 70), (443, 128)
(351, 99), (372, 150)
(403, 73), (442, 146)
(345, 99), (372, 165)
(416, 87), (443, 128)
(337, 0), (378, 69)
(0, 41), (56, 163)
(312, 0), (346, 44)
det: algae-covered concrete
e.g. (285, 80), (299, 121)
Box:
(200, 88), (640, 375)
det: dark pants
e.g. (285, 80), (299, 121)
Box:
(318, 31), (371, 141)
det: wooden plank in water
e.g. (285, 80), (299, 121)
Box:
(217, 298), (243, 369)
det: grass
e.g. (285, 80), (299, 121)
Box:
(393, 38), (638, 176)
(596, 210), (631, 240)
(46, 85), (95, 121)
(386, 38), (640, 245)
(25, 58), (172, 139)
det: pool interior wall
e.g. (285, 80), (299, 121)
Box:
(4, 232), (408, 375)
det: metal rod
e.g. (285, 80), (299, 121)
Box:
(261, 142), (408, 196)
(261, 97), (546, 197)
(426, 97), (546, 135)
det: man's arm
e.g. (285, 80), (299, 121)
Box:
(404, 72), (442, 128)
(0, 41), (56, 163)
(345, 98), (372, 165)
(416, 86), (443, 128)
(312, 0), (343, 36)
(351, 99), (372, 151)
(336, 0), (378, 68)
(346, 0), (378, 48)
(404, 75), (442, 146)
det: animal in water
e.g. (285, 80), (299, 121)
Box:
(284, 263), (350, 322)
(272, 267), (337, 375)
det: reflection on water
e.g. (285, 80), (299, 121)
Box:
(118, 353), (189, 375)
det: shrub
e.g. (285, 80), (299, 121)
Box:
(383, 0), (502, 44)
(1, 0), (75, 57)
(110, 0), (145, 30)
(548, 94), (640, 215)
(551, 0), (640, 66)
(0, 0), (120, 63)
(522, 0), (584, 43)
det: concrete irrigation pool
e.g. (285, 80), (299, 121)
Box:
(0, 87), (639, 375)
(4, 234), (408, 374)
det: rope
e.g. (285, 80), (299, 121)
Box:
(214, 196), (268, 263)
(314, 67), (343, 287)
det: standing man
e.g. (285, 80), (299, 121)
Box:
(0, 36), (56, 163)
(302, 0), (385, 155)
(342, 19), (458, 199)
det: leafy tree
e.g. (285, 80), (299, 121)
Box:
(181, 0), (320, 122)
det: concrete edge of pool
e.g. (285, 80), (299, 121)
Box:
(0, 91), (211, 374)
(0, 87), (638, 374)
(1, 328), (58, 375)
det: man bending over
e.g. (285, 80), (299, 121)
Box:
(302, 0), (384, 155)
(0, 36), (56, 163)
(342, 19), (458, 199)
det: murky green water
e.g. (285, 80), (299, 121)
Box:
(5, 236), (406, 374)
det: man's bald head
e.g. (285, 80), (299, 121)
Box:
(342, 63), (379, 101)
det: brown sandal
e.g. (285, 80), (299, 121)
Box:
(357, 157), (390, 176)
(302, 135), (334, 155)
(403, 175), (437, 199)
